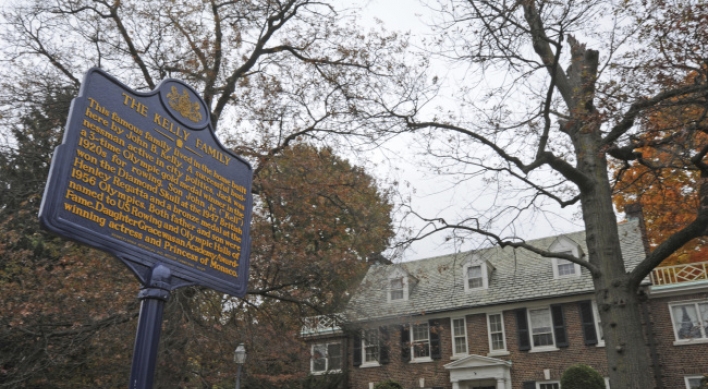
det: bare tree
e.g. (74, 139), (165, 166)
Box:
(371, 1), (708, 388)
(0, 0), (403, 387)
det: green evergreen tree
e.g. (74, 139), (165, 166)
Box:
(560, 364), (606, 389)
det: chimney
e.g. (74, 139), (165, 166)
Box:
(367, 252), (392, 266)
(625, 203), (651, 255)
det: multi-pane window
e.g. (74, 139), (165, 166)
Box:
(412, 323), (430, 358)
(390, 277), (404, 301)
(671, 302), (708, 340)
(553, 250), (578, 278)
(451, 318), (467, 355)
(529, 308), (554, 347)
(487, 313), (506, 351)
(363, 329), (379, 363)
(467, 265), (484, 289)
(311, 342), (342, 373)
(556, 257), (576, 276)
(538, 382), (560, 389)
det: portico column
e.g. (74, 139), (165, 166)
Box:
(496, 378), (506, 389)
(451, 380), (460, 389)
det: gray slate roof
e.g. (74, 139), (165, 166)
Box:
(346, 220), (646, 322)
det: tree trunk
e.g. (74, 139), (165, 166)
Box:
(573, 126), (653, 389)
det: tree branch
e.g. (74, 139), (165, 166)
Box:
(400, 210), (601, 277)
(406, 120), (593, 190)
(602, 83), (708, 147)
(106, 2), (155, 89)
(522, 1), (573, 108)
(628, 209), (708, 287)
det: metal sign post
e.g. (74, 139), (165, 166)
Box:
(128, 264), (171, 389)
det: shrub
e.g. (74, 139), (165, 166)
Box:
(560, 364), (605, 389)
(374, 380), (404, 389)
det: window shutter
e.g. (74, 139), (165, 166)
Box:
(429, 320), (442, 360)
(515, 308), (531, 351)
(551, 304), (569, 348)
(352, 333), (362, 367)
(400, 324), (411, 362)
(578, 300), (599, 346)
(379, 326), (390, 364)
(522, 381), (536, 389)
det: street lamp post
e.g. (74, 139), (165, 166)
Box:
(234, 343), (247, 389)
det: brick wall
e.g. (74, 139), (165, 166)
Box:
(502, 304), (608, 386)
(346, 302), (610, 389)
(348, 322), (452, 389)
(314, 291), (708, 389)
(646, 291), (708, 389)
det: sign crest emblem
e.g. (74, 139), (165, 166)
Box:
(166, 86), (202, 123)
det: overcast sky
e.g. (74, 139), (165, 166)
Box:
(352, 0), (586, 262)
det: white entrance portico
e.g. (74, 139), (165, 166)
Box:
(444, 354), (512, 389)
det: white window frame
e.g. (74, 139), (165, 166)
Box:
(549, 237), (583, 279)
(450, 317), (468, 357)
(592, 300), (605, 347)
(310, 341), (342, 374)
(528, 307), (558, 351)
(462, 257), (492, 292)
(389, 277), (404, 301)
(536, 382), (560, 389)
(486, 312), (508, 356)
(685, 375), (705, 389)
(669, 300), (708, 344)
(555, 254), (579, 277)
(361, 329), (380, 367)
(410, 322), (432, 362)
(551, 251), (581, 279)
(388, 269), (409, 302)
(466, 264), (484, 289)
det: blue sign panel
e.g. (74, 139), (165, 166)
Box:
(39, 68), (253, 297)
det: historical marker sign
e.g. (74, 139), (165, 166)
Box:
(39, 68), (253, 297)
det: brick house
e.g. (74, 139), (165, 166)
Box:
(301, 219), (708, 389)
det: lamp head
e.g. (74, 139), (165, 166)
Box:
(234, 343), (247, 364)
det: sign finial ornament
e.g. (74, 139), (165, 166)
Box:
(166, 85), (203, 123)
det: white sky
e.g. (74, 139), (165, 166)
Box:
(354, 0), (586, 262)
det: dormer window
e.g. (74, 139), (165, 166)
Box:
(390, 277), (404, 301)
(556, 253), (577, 277)
(388, 269), (411, 302)
(549, 237), (583, 279)
(467, 265), (484, 289)
(462, 256), (493, 292)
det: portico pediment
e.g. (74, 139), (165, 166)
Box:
(445, 355), (512, 389)
(444, 354), (512, 370)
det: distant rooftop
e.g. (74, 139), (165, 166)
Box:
(344, 220), (646, 322)
(301, 220), (708, 336)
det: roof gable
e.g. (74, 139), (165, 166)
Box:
(548, 236), (583, 257)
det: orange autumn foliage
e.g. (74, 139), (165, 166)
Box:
(613, 78), (708, 266)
